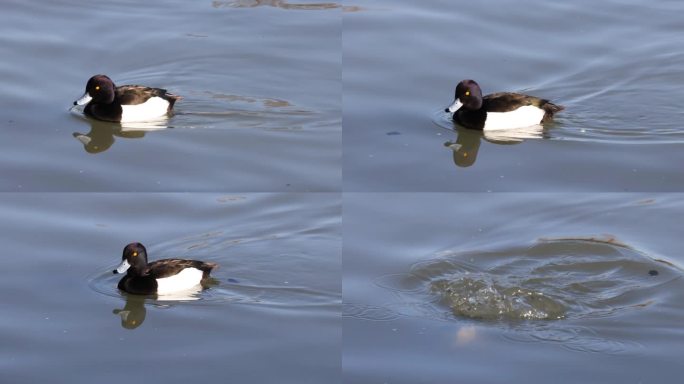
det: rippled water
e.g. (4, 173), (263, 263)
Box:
(379, 237), (680, 326)
(0, 0), (340, 191)
(0, 194), (341, 383)
(5, 0), (684, 382)
(343, 0), (684, 191)
(343, 194), (684, 383)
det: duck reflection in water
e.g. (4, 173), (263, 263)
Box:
(71, 114), (169, 154)
(112, 284), (210, 330)
(113, 294), (147, 330)
(444, 124), (547, 168)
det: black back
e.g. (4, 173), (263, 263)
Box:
(146, 259), (218, 280)
(115, 85), (180, 109)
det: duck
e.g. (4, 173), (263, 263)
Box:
(73, 75), (181, 123)
(113, 242), (218, 295)
(445, 79), (563, 130)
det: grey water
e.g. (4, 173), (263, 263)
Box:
(0, 194), (341, 383)
(3, 0), (684, 383)
(0, 0), (341, 192)
(343, 0), (684, 191)
(343, 194), (684, 383)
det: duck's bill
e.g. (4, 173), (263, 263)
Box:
(445, 99), (463, 113)
(113, 259), (131, 274)
(73, 133), (91, 146)
(74, 92), (92, 106)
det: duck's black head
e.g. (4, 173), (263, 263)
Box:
(113, 242), (149, 276)
(445, 79), (484, 113)
(74, 74), (116, 106)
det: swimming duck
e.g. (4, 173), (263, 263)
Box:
(113, 242), (218, 295)
(445, 79), (563, 130)
(73, 75), (181, 122)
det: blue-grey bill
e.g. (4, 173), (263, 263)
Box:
(114, 259), (130, 274)
(74, 92), (92, 106)
(446, 99), (463, 113)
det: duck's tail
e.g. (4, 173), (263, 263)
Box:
(541, 101), (564, 122)
(199, 262), (219, 279)
(542, 101), (564, 114)
(165, 92), (183, 111)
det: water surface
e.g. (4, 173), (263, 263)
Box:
(0, 0), (341, 191)
(343, 0), (684, 191)
(0, 193), (341, 383)
(343, 194), (684, 383)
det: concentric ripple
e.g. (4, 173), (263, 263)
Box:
(379, 236), (680, 322)
(89, 228), (339, 308)
(371, 236), (682, 353)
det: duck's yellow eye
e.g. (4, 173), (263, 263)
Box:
(95, 86), (100, 91)
(465, 91), (470, 96)
(132, 252), (138, 257)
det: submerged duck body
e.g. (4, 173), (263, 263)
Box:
(445, 79), (563, 130)
(74, 75), (181, 123)
(113, 242), (218, 295)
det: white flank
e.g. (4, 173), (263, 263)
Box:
(155, 267), (203, 295)
(120, 97), (170, 123)
(483, 105), (545, 131)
